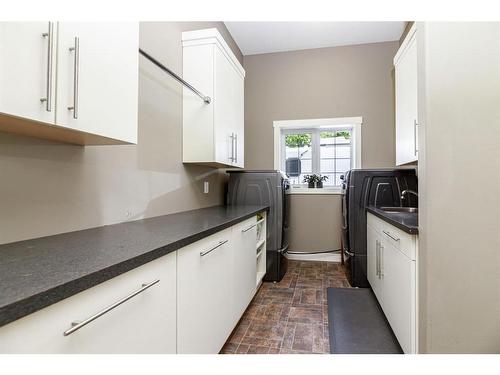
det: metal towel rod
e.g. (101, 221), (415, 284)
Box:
(139, 48), (211, 104)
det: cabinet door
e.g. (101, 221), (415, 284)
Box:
(367, 224), (382, 302)
(231, 217), (257, 323)
(56, 22), (138, 143)
(395, 33), (418, 165)
(0, 22), (57, 124)
(233, 67), (245, 168)
(177, 228), (233, 354)
(214, 46), (235, 166)
(182, 44), (215, 163)
(0, 252), (177, 354)
(380, 239), (414, 353)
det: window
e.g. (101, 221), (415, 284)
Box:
(274, 117), (362, 191)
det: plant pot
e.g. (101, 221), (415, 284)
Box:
(316, 181), (323, 188)
(308, 181), (315, 189)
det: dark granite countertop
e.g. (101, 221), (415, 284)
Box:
(0, 205), (268, 327)
(366, 206), (419, 235)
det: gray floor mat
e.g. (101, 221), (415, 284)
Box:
(327, 287), (403, 354)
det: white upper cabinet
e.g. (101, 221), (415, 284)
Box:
(0, 22), (138, 145)
(394, 24), (418, 166)
(56, 22), (138, 144)
(182, 28), (245, 168)
(0, 22), (57, 124)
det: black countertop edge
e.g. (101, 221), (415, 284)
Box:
(366, 206), (419, 235)
(0, 205), (268, 328)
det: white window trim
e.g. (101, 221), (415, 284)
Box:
(273, 117), (362, 192)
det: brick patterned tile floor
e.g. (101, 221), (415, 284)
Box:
(220, 260), (351, 354)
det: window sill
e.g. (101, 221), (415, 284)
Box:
(288, 188), (342, 195)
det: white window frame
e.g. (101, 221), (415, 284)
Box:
(273, 117), (362, 194)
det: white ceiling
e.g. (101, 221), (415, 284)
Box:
(224, 22), (406, 56)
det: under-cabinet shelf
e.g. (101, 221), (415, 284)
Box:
(256, 238), (265, 251)
(256, 248), (264, 260)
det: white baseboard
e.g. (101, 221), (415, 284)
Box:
(285, 252), (341, 263)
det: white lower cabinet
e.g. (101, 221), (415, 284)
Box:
(382, 240), (414, 353)
(0, 252), (177, 354)
(177, 216), (262, 354)
(367, 212), (417, 354)
(367, 224), (382, 301)
(177, 228), (234, 354)
(231, 217), (257, 324)
(0, 213), (265, 354)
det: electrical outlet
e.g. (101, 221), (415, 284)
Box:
(204, 181), (209, 194)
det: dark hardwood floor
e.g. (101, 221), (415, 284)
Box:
(220, 260), (350, 354)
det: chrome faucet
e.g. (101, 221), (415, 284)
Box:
(401, 189), (419, 200)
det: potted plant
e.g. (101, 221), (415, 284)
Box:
(316, 175), (328, 188)
(303, 174), (317, 188)
(303, 174), (328, 188)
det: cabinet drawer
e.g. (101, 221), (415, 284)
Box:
(0, 252), (177, 353)
(177, 227), (233, 354)
(367, 213), (416, 260)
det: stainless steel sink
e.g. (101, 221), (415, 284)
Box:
(380, 206), (418, 213)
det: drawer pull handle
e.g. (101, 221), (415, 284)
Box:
(242, 218), (265, 233)
(242, 223), (257, 233)
(376, 240), (380, 277)
(63, 279), (160, 336)
(383, 230), (400, 242)
(379, 244), (385, 277)
(200, 240), (228, 257)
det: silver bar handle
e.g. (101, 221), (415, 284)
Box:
(383, 230), (400, 242)
(234, 133), (238, 164)
(63, 279), (160, 336)
(242, 218), (265, 233)
(379, 243), (384, 277)
(376, 240), (380, 277)
(232, 133), (236, 162)
(242, 223), (257, 233)
(40, 22), (54, 111)
(68, 37), (80, 119)
(414, 119), (418, 155)
(200, 239), (228, 257)
(229, 133), (235, 162)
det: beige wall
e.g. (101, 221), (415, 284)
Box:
(418, 22), (500, 353)
(0, 22), (242, 244)
(244, 42), (399, 252)
(288, 194), (342, 252)
(244, 41), (399, 170)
